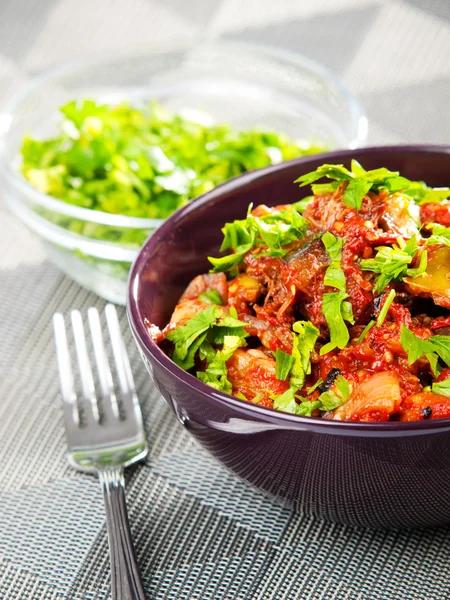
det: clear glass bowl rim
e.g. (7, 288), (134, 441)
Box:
(0, 39), (368, 230)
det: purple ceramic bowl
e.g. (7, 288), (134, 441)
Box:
(128, 145), (450, 529)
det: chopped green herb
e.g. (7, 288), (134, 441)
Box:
(399, 325), (450, 376)
(320, 292), (354, 355)
(376, 289), (396, 326)
(198, 289), (224, 305)
(360, 236), (427, 294)
(307, 378), (323, 395)
(343, 178), (372, 210)
(22, 99), (325, 222)
(295, 163), (354, 188)
(400, 181), (450, 205)
(432, 379), (450, 397)
(274, 348), (295, 381)
(295, 159), (449, 211)
(317, 374), (351, 411)
(208, 310), (248, 345)
(426, 224), (450, 247)
(292, 196), (314, 213)
(209, 205), (308, 273)
(296, 399), (322, 416)
(166, 305), (220, 367)
(290, 321), (320, 388)
(295, 160), (398, 210)
(356, 320), (375, 344)
(273, 388), (300, 414)
(197, 335), (246, 393)
(209, 325), (248, 345)
(167, 306), (247, 369)
(322, 231), (346, 291)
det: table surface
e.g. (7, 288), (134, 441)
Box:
(1, 0), (450, 598)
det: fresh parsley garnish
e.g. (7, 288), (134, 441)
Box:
(360, 236), (427, 294)
(209, 205), (308, 274)
(356, 320), (375, 344)
(295, 159), (449, 211)
(320, 292), (355, 355)
(432, 379), (450, 397)
(376, 289), (396, 326)
(197, 335), (246, 393)
(274, 348), (295, 381)
(272, 374), (351, 416)
(401, 182), (450, 205)
(198, 289), (224, 305)
(166, 305), (220, 369)
(320, 232), (354, 354)
(322, 231), (346, 292)
(295, 160), (398, 210)
(296, 399), (322, 416)
(426, 224), (450, 247)
(400, 325), (450, 376)
(292, 196), (314, 214)
(166, 306), (247, 370)
(290, 321), (320, 388)
(273, 388), (302, 414)
(307, 378), (323, 395)
(22, 99), (324, 222)
(316, 374), (351, 411)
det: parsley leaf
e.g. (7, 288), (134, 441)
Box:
(320, 292), (354, 355)
(167, 306), (247, 370)
(295, 160), (449, 212)
(376, 289), (396, 326)
(272, 389), (322, 417)
(272, 374), (351, 416)
(208, 310), (248, 344)
(432, 379), (450, 397)
(296, 399), (322, 416)
(343, 178), (372, 210)
(292, 196), (314, 213)
(274, 348), (295, 381)
(401, 181), (450, 205)
(307, 378), (323, 395)
(209, 206), (308, 273)
(399, 325), (450, 376)
(360, 236), (427, 294)
(290, 321), (320, 388)
(317, 374), (351, 411)
(356, 320), (375, 344)
(295, 160), (398, 210)
(22, 99), (325, 222)
(198, 289), (224, 305)
(197, 335), (246, 393)
(166, 305), (220, 367)
(295, 163), (354, 187)
(273, 388), (300, 414)
(322, 231), (346, 291)
(426, 224), (450, 247)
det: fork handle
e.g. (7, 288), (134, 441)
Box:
(100, 470), (147, 600)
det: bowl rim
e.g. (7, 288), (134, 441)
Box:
(0, 39), (367, 229)
(127, 143), (450, 437)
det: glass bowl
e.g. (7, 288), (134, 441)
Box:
(0, 41), (367, 304)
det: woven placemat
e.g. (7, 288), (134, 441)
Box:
(1, 0), (450, 597)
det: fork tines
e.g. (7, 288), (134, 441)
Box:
(53, 305), (137, 427)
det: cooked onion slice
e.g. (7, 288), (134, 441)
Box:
(333, 371), (401, 422)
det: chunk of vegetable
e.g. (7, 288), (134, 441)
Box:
(403, 246), (450, 308)
(332, 372), (401, 421)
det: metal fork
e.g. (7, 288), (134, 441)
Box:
(53, 305), (148, 600)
